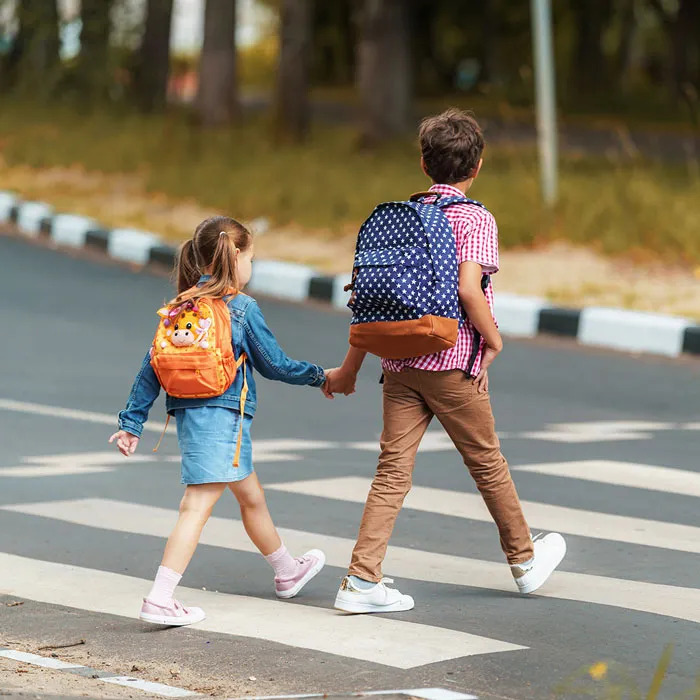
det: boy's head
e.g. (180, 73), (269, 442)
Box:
(419, 108), (484, 186)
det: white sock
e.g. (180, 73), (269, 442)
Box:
(147, 566), (182, 605)
(348, 575), (377, 590)
(264, 544), (298, 579)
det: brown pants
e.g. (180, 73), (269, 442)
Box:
(348, 369), (533, 582)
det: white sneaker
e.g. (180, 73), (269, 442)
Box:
(334, 576), (415, 613)
(512, 532), (566, 594)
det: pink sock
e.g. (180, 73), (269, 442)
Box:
(264, 545), (298, 579)
(147, 566), (182, 605)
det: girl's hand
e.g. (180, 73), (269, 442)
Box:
(321, 369), (338, 399)
(109, 430), (140, 456)
(323, 367), (357, 398)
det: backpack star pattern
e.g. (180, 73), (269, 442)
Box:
(349, 194), (485, 326)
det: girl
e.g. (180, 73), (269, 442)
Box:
(109, 216), (328, 626)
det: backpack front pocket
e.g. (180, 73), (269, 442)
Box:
(152, 351), (229, 398)
(350, 247), (431, 319)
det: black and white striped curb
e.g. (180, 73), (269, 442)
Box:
(230, 690), (477, 700)
(0, 647), (478, 700)
(0, 647), (197, 697)
(2, 190), (699, 360)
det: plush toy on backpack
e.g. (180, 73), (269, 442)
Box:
(150, 292), (244, 399)
(346, 191), (487, 359)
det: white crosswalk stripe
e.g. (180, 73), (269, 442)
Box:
(0, 452), (158, 478)
(3, 499), (699, 625)
(0, 552), (524, 668)
(266, 476), (700, 554)
(514, 460), (700, 498)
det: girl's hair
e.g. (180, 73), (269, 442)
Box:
(172, 216), (253, 304)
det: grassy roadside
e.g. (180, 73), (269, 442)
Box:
(1, 103), (700, 274)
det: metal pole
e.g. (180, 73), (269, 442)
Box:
(531, 0), (558, 205)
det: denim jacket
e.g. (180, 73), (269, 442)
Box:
(118, 285), (326, 438)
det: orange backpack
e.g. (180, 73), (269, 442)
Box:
(149, 290), (248, 464)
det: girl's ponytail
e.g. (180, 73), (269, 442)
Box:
(176, 239), (200, 294)
(197, 231), (240, 300)
(173, 217), (252, 305)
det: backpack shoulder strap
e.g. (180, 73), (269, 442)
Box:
(436, 196), (487, 210)
(409, 191), (487, 210)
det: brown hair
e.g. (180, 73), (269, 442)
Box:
(172, 216), (253, 304)
(419, 108), (485, 185)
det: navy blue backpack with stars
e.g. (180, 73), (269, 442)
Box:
(347, 191), (486, 360)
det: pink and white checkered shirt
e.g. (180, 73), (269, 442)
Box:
(382, 183), (499, 377)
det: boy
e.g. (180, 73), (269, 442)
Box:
(325, 108), (566, 613)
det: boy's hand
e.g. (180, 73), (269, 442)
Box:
(475, 344), (502, 393)
(322, 367), (357, 399)
(109, 430), (140, 456)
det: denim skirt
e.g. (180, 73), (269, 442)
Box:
(173, 406), (254, 485)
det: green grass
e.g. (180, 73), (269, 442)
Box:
(1, 102), (700, 266)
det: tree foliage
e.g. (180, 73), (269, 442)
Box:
(2, 0), (699, 134)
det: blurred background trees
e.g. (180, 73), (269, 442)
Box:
(0, 0), (698, 138)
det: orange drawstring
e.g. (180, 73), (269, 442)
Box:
(153, 414), (171, 453)
(153, 356), (247, 465)
(233, 354), (248, 467)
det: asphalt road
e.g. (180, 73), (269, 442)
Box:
(0, 233), (699, 700)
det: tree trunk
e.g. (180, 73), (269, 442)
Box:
(357, 0), (411, 147)
(274, 0), (311, 143)
(614, 0), (636, 94)
(197, 0), (237, 127)
(311, 0), (355, 86)
(569, 0), (612, 96)
(648, 0), (698, 101)
(671, 0), (699, 99)
(481, 0), (498, 84)
(78, 0), (115, 101)
(15, 0), (60, 95)
(410, 2), (435, 94)
(134, 0), (174, 112)
(696, 4), (700, 97)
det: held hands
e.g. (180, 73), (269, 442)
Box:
(321, 367), (358, 399)
(109, 430), (140, 456)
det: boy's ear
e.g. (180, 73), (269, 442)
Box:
(472, 158), (484, 179)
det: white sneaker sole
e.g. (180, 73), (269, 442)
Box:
(275, 550), (326, 599)
(516, 534), (567, 595)
(139, 610), (206, 626)
(334, 593), (415, 614)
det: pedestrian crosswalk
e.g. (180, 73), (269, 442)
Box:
(0, 552), (523, 668)
(3, 397), (700, 444)
(3, 498), (699, 625)
(1, 433), (699, 670)
(266, 476), (700, 554)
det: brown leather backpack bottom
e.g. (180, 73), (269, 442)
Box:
(349, 316), (458, 360)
